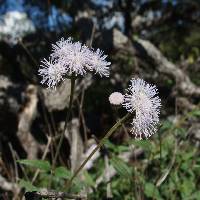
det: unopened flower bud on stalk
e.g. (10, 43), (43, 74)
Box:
(109, 92), (124, 105)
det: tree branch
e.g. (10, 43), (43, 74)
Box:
(135, 38), (200, 97)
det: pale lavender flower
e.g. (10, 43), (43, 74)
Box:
(51, 38), (91, 76)
(38, 58), (66, 89)
(51, 37), (111, 77)
(51, 37), (73, 59)
(64, 42), (91, 76)
(87, 48), (111, 77)
(109, 92), (124, 105)
(38, 37), (111, 89)
(123, 78), (161, 139)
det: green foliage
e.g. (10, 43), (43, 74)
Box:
(83, 171), (95, 187)
(19, 179), (39, 192)
(17, 110), (200, 199)
(110, 156), (132, 178)
(54, 166), (72, 179)
(105, 140), (130, 153)
(144, 182), (162, 199)
(17, 159), (51, 172)
(129, 139), (153, 152)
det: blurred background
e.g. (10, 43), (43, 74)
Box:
(0, 0), (200, 199)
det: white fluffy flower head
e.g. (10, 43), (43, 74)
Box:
(51, 38), (91, 76)
(123, 78), (161, 139)
(51, 37), (73, 59)
(88, 48), (111, 77)
(109, 92), (124, 105)
(38, 37), (111, 89)
(50, 37), (111, 77)
(38, 58), (66, 89)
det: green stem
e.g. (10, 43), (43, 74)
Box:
(159, 131), (162, 176)
(52, 77), (76, 168)
(66, 113), (131, 189)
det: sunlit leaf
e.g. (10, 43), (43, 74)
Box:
(55, 166), (72, 179)
(129, 140), (152, 151)
(17, 159), (51, 171)
(83, 171), (95, 187)
(145, 182), (161, 199)
(19, 179), (39, 192)
(110, 156), (132, 178)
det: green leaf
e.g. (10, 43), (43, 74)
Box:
(160, 121), (173, 132)
(54, 166), (72, 179)
(104, 140), (116, 150)
(19, 179), (39, 192)
(83, 171), (95, 187)
(17, 159), (51, 171)
(189, 110), (200, 117)
(129, 140), (152, 151)
(117, 145), (130, 152)
(181, 151), (194, 161)
(110, 156), (132, 178)
(187, 191), (200, 200)
(104, 140), (129, 153)
(71, 178), (86, 193)
(145, 183), (161, 199)
(181, 178), (195, 197)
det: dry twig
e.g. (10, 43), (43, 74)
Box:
(135, 38), (200, 97)
(25, 190), (86, 200)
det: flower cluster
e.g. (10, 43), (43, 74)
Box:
(38, 37), (111, 89)
(123, 78), (161, 139)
